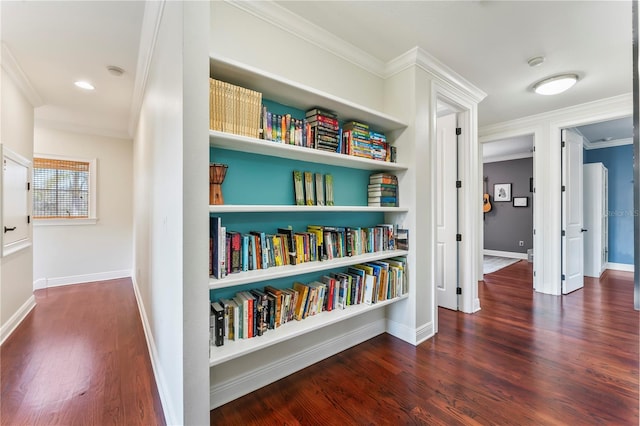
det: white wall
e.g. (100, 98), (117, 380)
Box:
(32, 127), (132, 287)
(132, 2), (209, 424)
(0, 67), (35, 341)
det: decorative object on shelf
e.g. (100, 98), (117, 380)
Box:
(493, 183), (512, 202)
(210, 163), (228, 205)
(513, 196), (528, 207)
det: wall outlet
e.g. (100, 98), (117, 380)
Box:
(519, 240), (524, 247)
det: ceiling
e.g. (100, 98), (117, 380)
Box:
(0, 1), (634, 140)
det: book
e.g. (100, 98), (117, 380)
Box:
(396, 228), (409, 250)
(210, 217), (223, 279)
(293, 170), (304, 205)
(277, 227), (297, 265)
(325, 174), (334, 206)
(315, 173), (325, 206)
(304, 171), (315, 205)
(211, 302), (225, 347)
(292, 282), (310, 320)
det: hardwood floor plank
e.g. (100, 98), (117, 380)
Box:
(211, 261), (639, 425)
(0, 278), (165, 426)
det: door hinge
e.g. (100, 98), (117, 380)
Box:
(456, 287), (462, 295)
(456, 180), (462, 188)
(561, 141), (566, 148)
(561, 274), (566, 281)
(561, 185), (566, 192)
(456, 127), (462, 136)
(561, 230), (566, 237)
(27, 182), (30, 191)
(456, 234), (462, 242)
(533, 229), (536, 235)
(27, 215), (30, 224)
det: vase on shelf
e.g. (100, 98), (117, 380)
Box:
(210, 163), (228, 205)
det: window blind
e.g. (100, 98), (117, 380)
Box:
(33, 158), (90, 218)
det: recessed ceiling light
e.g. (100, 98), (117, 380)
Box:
(106, 65), (125, 76)
(74, 81), (95, 91)
(527, 56), (545, 67)
(533, 74), (579, 95)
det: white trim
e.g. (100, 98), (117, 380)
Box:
(583, 137), (633, 150)
(386, 47), (487, 103)
(129, 0), (166, 137)
(483, 152), (533, 164)
(131, 275), (175, 426)
(606, 262), (635, 272)
(33, 270), (131, 290)
(0, 42), (44, 107)
(0, 295), (36, 346)
(386, 317), (420, 345)
(34, 218), (98, 226)
(473, 297), (481, 313)
(225, 0), (386, 77)
(210, 318), (386, 409)
(483, 249), (528, 260)
(35, 118), (130, 140)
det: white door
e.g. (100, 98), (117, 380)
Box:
(561, 129), (584, 294)
(436, 113), (458, 310)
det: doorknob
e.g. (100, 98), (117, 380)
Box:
(4, 226), (16, 233)
(581, 228), (588, 232)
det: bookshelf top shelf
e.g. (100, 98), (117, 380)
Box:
(209, 249), (409, 290)
(210, 131), (408, 171)
(209, 56), (408, 133)
(209, 294), (408, 366)
(209, 205), (409, 213)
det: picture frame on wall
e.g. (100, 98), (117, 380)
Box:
(494, 183), (512, 202)
(513, 196), (528, 207)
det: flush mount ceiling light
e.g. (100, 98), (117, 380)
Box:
(74, 80), (95, 91)
(106, 65), (125, 76)
(533, 74), (579, 95)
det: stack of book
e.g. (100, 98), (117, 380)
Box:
(369, 131), (389, 161)
(342, 121), (371, 158)
(368, 173), (398, 207)
(209, 255), (408, 347)
(305, 108), (340, 152)
(209, 79), (262, 138)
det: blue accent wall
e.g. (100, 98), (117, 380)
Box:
(585, 144), (635, 264)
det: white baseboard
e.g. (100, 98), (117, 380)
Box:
(386, 318), (420, 345)
(33, 269), (132, 290)
(473, 297), (482, 313)
(210, 318), (386, 409)
(606, 262), (634, 272)
(131, 276), (175, 426)
(1, 295), (36, 345)
(483, 249), (528, 260)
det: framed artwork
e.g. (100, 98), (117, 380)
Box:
(513, 196), (528, 207)
(494, 183), (512, 202)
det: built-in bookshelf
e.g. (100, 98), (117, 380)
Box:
(208, 55), (410, 406)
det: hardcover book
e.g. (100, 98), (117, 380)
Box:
(315, 173), (325, 206)
(293, 170), (304, 206)
(325, 174), (334, 206)
(304, 171), (315, 206)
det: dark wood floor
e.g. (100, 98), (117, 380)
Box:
(211, 261), (639, 425)
(0, 278), (165, 426)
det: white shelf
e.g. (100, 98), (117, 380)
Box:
(210, 56), (408, 133)
(209, 204), (408, 213)
(209, 130), (408, 172)
(209, 294), (408, 366)
(209, 250), (409, 290)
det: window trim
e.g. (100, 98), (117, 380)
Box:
(33, 153), (97, 224)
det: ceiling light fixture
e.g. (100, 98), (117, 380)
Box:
(533, 74), (579, 96)
(74, 80), (95, 91)
(106, 65), (125, 76)
(527, 56), (545, 67)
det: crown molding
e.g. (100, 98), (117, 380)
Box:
(128, 0), (165, 137)
(36, 118), (131, 140)
(583, 137), (633, 150)
(1, 42), (44, 107)
(385, 46), (487, 104)
(225, 0), (386, 77)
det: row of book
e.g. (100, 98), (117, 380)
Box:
(210, 217), (408, 279)
(209, 79), (262, 138)
(210, 256), (408, 347)
(368, 173), (399, 207)
(293, 171), (334, 206)
(258, 105), (396, 163)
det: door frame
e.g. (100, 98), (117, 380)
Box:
(479, 94), (632, 296)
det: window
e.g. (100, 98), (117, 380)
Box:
(33, 156), (97, 223)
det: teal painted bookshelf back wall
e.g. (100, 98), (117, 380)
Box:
(211, 147), (381, 206)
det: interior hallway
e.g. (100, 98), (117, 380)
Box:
(0, 278), (165, 425)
